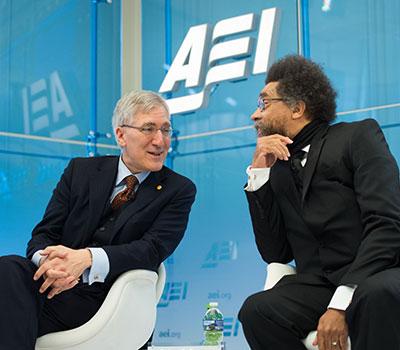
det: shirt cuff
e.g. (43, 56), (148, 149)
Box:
(31, 250), (44, 267)
(82, 248), (110, 285)
(328, 285), (356, 311)
(245, 166), (270, 192)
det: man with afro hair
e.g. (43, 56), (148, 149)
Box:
(239, 55), (400, 350)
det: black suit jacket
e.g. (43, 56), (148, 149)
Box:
(246, 119), (400, 286)
(27, 156), (196, 284)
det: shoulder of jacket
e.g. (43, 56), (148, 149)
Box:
(328, 118), (379, 133)
(159, 166), (196, 188)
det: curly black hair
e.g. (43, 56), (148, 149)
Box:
(265, 55), (337, 123)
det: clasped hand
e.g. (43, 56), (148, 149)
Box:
(252, 134), (293, 168)
(33, 245), (92, 299)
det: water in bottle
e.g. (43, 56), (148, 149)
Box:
(203, 302), (224, 346)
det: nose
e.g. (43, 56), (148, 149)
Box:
(152, 129), (166, 147)
(251, 108), (261, 122)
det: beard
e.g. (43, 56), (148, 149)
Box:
(254, 119), (287, 137)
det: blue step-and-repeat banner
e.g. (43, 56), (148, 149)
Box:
(1, 1), (400, 349)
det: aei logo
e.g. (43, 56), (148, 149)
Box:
(158, 281), (188, 308)
(202, 241), (238, 268)
(159, 8), (281, 115)
(224, 317), (241, 337)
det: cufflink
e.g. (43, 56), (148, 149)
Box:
(94, 274), (99, 280)
(156, 185), (162, 190)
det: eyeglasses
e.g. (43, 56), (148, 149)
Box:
(121, 125), (174, 137)
(257, 97), (289, 112)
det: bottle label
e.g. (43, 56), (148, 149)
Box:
(203, 319), (223, 331)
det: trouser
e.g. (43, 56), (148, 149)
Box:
(0, 255), (107, 350)
(238, 269), (400, 350)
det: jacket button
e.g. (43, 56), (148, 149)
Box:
(110, 217), (115, 221)
(99, 226), (105, 232)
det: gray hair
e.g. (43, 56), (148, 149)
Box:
(112, 90), (170, 134)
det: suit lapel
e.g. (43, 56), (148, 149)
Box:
(86, 157), (119, 241)
(301, 125), (329, 204)
(112, 168), (166, 238)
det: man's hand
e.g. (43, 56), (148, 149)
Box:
(252, 134), (293, 168)
(34, 245), (93, 298)
(313, 309), (349, 350)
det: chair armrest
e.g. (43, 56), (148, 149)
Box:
(302, 330), (318, 349)
(155, 262), (166, 303)
(264, 262), (297, 290)
(36, 265), (164, 350)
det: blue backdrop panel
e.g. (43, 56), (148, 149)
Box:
(0, 0), (121, 256)
(142, 0), (400, 349)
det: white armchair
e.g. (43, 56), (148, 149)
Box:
(264, 263), (351, 350)
(35, 263), (166, 350)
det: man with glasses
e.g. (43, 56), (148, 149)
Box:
(239, 55), (400, 350)
(0, 90), (196, 349)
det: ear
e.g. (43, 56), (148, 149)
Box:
(115, 126), (126, 147)
(291, 100), (306, 120)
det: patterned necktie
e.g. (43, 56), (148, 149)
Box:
(111, 175), (138, 211)
(290, 150), (307, 192)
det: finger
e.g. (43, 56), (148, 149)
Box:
(58, 278), (79, 294)
(47, 286), (62, 299)
(273, 134), (293, 146)
(35, 264), (68, 282)
(339, 333), (348, 350)
(66, 279), (79, 291)
(274, 144), (290, 161)
(39, 277), (56, 293)
(34, 258), (57, 280)
(260, 141), (287, 159)
(285, 137), (293, 144)
(42, 268), (68, 280)
(279, 144), (290, 160)
(41, 246), (68, 259)
(47, 250), (68, 261)
(38, 255), (48, 267)
(327, 338), (337, 350)
(318, 334), (327, 350)
(312, 334), (318, 346)
(34, 265), (47, 281)
(41, 246), (58, 256)
(51, 275), (75, 289)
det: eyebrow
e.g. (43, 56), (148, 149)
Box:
(259, 92), (271, 98)
(140, 121), (171, 128)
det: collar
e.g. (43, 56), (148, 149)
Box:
(115, 156), (150, 187)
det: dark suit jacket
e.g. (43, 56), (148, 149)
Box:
(246, 119), (400, 286)
(26, 156), (196, 284)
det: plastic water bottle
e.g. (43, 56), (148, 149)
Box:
(203, 302), (224, 346)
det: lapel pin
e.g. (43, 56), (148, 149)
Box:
(156, 185), (162, 190)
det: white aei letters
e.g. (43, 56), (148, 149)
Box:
(159, 24), (212, 92)
(159, 8), (281, 115)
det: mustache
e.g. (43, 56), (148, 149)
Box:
(254, 120), (287, 137)
(254, 121), (269, 137)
